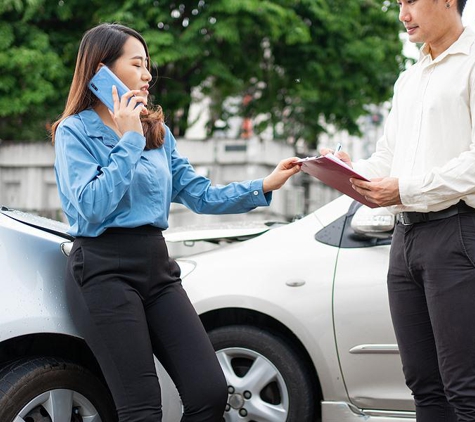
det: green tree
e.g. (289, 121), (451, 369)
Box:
(102, 0), (312, 137)
(0, 0), (403, 148)
(236, 0), (404, 147)
(0, 0), (97, 140)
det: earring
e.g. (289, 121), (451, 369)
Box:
(446, 2), (450, 8)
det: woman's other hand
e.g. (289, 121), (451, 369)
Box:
(263, 157), (301, 193)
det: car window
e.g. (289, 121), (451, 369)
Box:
(315, 202), (392, 249)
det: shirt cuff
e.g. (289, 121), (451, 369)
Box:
(250, 179), (272, 207)
(399, 175), (425, 208)
(121, 131), (146, 151)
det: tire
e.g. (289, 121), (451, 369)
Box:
(0, 356), (117, 422)
(209, 325), (316, 422)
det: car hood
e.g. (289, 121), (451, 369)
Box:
(0, 206), (73, 240)
(0, 207), (287, 245)
(164, 220), (288, 244)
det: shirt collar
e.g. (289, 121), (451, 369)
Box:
(78, 108), (119, 145)
(419, 27), (475, 64)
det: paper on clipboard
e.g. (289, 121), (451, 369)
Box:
(298, 153), (378, 208)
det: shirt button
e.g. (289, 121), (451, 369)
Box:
(253, 191), (259, 196)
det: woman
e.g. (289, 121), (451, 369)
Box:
(52, 23), (300, 422)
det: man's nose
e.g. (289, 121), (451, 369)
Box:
(399, 6), (410, 23)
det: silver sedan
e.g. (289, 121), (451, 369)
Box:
(0, 196), (415, 422)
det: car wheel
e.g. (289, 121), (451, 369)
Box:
(209, 325), (316, 422)
(0, 356), (117, 422)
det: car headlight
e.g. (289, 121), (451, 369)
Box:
(61, 241), (73, 257)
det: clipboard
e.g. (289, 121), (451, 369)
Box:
(298, 154), (378, 208)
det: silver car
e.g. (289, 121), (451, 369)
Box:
(0, 196), (415, 422)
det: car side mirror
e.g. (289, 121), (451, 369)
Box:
(350, 206), (395, 239)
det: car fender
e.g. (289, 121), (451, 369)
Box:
(0, 214), (78, 341)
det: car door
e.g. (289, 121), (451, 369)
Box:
(330, 206), (414, 412)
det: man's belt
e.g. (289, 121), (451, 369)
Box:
(397, 202), (475, 226)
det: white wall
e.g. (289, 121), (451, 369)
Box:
(0, 138), (338, 222)
(0, 142), (61, 218)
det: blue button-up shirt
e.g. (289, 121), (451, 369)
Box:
(54, 109), (271, 237)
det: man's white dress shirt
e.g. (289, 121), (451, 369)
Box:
(354, 27), (475, 213)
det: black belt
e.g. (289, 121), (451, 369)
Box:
(103, 225), (163, 235)
(397, 202), (475, 226)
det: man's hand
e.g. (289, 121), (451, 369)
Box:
(320, 147), (353, 168)
(350, 177), (402, 207)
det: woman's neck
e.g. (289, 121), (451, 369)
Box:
(93, 104), (122, 137)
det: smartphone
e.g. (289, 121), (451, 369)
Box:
(88, 66), (132, 112)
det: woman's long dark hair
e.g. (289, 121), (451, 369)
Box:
(51, 23), (164, 149)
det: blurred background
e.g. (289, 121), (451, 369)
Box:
(0, 0), (474, 255)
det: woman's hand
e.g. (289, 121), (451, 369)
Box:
(111, 86), (148, 136)
(263, 157), (301, 193)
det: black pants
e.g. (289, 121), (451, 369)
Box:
(65, 226), (227, 422)
(388, 214), (475, 422)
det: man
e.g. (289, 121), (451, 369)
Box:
(332, 0), (475, 421)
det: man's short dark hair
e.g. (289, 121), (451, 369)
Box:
(458, 0), (468, 15)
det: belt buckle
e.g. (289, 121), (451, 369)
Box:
(398, 213), (412, 226)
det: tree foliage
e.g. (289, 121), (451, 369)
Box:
(0, 0), (403, 147)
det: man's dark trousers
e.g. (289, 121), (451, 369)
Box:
(388, 213), (475, 422)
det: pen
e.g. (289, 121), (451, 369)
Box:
(335, 143), (342, 153)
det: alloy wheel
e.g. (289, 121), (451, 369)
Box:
(14, 389), (101, 422)
(217, 347), (289, 422)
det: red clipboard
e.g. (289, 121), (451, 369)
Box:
(298, 154), (378, 208)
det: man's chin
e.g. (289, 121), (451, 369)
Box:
(407, 31), (424, 44)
